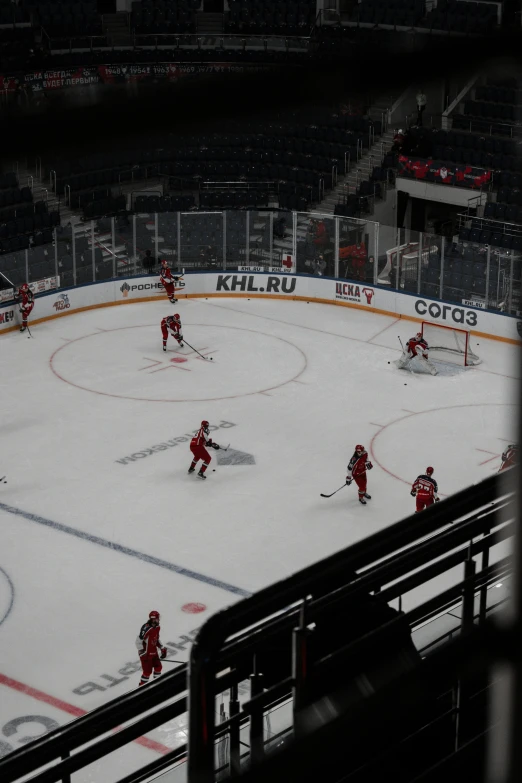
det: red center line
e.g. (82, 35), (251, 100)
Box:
(0, 673), (171, 756)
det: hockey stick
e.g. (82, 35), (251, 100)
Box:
(320, 484), (347, 498)
(26, 325), (33, 339)
(397, 335), (414, 375)
(183, 338), (213, 361)
(0, 476), (6, 483)
(162, 658), (185, 664)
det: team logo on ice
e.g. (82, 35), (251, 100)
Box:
(335, 283), (375, 306)
(53, 293), (70, 311)
(120, 283), (131, 298)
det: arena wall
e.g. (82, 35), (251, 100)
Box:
(0, 272), (520, 344)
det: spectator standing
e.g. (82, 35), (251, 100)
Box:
(392, 129), (405, 153)
(416, 90), (427, 126)
(273, 215), (287, 239)
(311, 254), (326, 276)
(142, 249), (155, 273)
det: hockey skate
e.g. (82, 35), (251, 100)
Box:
(20, 326), (26, 333)
(163, 345), (166, 352)
(197, 470), (207, 480)
(188, 467), (195, 474)
(363, 493), (372, 500)
(169, 298), (178, 304)
(359, 497), (367, 505)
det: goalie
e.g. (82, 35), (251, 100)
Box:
(396, 332), (437, 376)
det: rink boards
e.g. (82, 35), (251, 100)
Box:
(0, 271), (520, 344)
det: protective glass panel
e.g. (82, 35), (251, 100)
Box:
(511, 255), (521, 316)
(246, 209), (276, 270)
(133, 213), (157, 276)
(74, 222), (95, 286)
(0, 249), (26, 289)
(112, 213), (136, 277)
(442, 236), (488, 308)
(419, 233), (443, 301)
(55, 225), (74, 289)
(270, 210), (292, 270)
(484, 248), (512, 312)
(158, 213), (180, 274)
(377, 225), (405, 289)
(225, 210), (247, 269)
(27, 244), (55, 284)
(338, 216), (374, 283)
(295, 212), (335, 276)
(180, 212), (223, 271)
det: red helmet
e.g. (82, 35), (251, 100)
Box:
(20, 283), (29, 290)
(355, 444), (365, 454)
(174, 313), (180, 321)
(426, 467), (434, 476)
(415, 332), (422, 340)
(161, 259), (168, 267)
(149, 610), (160, 623)
(201, 420), (209, 431)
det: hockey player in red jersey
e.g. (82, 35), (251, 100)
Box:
(411, 467), (439, 512)
(17, 283), (34, 332)
(160, 260), (182, 304)
(346, 445), (373, 505)
(161, 314), (183, 352)
(189, 420), (221, 480)
(499, 444), (518, 472)
(136, 610), (167, 687)
(396, 332), (437, 375)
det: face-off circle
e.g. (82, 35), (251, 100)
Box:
(370, 402), (517, 496)
(50, 323), (307, 402)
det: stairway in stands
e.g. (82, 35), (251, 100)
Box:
(196, 11), (224, 35)
(316, 95), (399, 215)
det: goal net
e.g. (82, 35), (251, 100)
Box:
(421, 321), (482, 366)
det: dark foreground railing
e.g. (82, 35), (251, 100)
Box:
(0, 470), (517, 783)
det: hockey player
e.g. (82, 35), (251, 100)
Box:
(136, 610), (167, 687)
(411, 467), (439, 512)
(499, 444), (518, 472)
(160, 260), (182, 304)
(17, 283), (34, 333)
(161, 314), (183, 352)
(346, 444), (373, 505)
(189, 420), (220, 480)
(396, 333), (437, 375)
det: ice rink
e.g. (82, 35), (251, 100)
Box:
(0, 294), (519, 775)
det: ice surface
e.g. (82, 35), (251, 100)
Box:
(0, 296), (518, 779)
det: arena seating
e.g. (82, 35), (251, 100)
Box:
(224, 0), (316, 36)
(24, 0), (103, 38)
(420, 0), (498, 33)
(349, 0), (425, 27)
(43, 115), (380, 211)
(130, 0), (198, 35)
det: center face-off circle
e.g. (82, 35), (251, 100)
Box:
(50, 323), (307, 402)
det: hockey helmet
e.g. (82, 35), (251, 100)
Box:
(426, 467), (434, 476)
(20, 282), (29, 291)
(201, 420), (210, 432)
(174, 313), (181, 322)
(415, 332), (422, 340)
(355, 444), (364, 454)
(149, 610), (160, 624)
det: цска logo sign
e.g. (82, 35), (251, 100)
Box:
(216, 275), (296, 294)
(415, 299), (478, 327)
(335, 283), (375, 305)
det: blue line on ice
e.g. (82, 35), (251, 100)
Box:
(0, 502), (251, 598)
